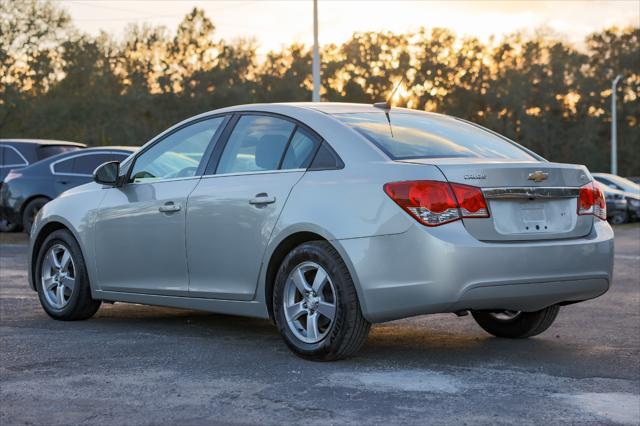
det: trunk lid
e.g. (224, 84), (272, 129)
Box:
(401, 158), (594, 241)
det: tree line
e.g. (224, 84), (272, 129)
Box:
(1, 0), (638, 175)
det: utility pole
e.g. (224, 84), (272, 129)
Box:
(312, 0), (320, 102)
(611, 75), (623, 175)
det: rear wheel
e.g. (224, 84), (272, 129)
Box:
(22, 197), (49, 234)
(35, 229), (101, 320)
(273, 241), (370, 361)
(472, 305), (560, 338)
(609, 210), (628, 225)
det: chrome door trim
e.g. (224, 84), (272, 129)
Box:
(200, 169), (305, 180)
(482, 187), (580, 200)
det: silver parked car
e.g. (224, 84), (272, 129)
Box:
(28, 103), (614, 360)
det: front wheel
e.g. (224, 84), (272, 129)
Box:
(273, 241), (370, 361)
(472, 305), (560, 338)
(35, 229), (101, 320)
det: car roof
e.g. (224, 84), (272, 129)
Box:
(215, 102), (424, 115)
(0, 138), (86, 147)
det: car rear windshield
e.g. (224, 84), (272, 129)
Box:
(335, 112), (536, 160)
(38, 145), (81, 160)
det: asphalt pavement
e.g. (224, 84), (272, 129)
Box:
(1, 225), (639, 425)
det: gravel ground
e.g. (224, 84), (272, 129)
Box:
(1, 225), (639, 425)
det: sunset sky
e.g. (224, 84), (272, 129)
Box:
(63, 0), (638, 53)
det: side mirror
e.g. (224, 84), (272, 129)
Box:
(93, 161), (120, 186)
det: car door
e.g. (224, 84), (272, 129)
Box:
(51, 152), (130, 194)
(186, 114), (322, 300)
(93, 117), (227, 296)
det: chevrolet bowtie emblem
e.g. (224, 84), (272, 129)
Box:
(528, 170), (549, 183)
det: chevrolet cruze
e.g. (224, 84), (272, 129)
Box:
(28, 103), (614, 360)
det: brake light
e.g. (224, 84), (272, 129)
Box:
(578, 182), (606, 220)
(384, 180), (489, 226)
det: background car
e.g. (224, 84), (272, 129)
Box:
(592, 172), (640, 195)
(0, 146), (135, 233)
(598, 183), (629, 224)
(593, 173), (640, 223)
(0, 139), (85, 231)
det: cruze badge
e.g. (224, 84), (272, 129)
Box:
(464, 174), (486, 180)
(528, 170), (549, 183)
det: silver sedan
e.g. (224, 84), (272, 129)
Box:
(28, 103), (614, 360)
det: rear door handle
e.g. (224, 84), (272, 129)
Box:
(158, 202), (182, 213)
(249, 194), (276, 205)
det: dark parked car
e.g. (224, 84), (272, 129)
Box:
(598, 183), (629, 224)
(593, 173), (640, 223)
(0, 147), (135, 233)
(0, 139), (85, 231)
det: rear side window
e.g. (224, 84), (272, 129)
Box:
(38, 145), (81, 160)
(281, 127), (320, 170)
(309, 142), (344, 170)
(0, 146), (28, 166)
(73, 153), (129, 175)
(217, 115), (295, 174)
(53, 153), (130, 175)
(336, 112), (535, 160)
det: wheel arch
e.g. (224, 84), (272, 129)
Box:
(29, 220), (80, 291)
(263, 228), (367, 322)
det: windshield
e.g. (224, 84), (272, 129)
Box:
(336, 112), (536, 161)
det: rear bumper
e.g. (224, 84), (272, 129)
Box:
(0, 185), (22, 224)
(338, 220), (614, 323)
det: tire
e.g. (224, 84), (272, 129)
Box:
(273, 241), (371, 361)
(472, 305), (560, 338)
(22, 197), (49, 234)
(0, 219), (20, 232)
(35, 229), (101, 321)
(609, 210), (628, 225)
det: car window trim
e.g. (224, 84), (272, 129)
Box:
(50, 151), (131, 177)
(125, 114), (230, 185)
(0, 144), (29, 168)
(203, 111), (328, 176)
(200, 168), (306, 181)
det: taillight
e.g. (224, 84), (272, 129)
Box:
(384, 180), (489, 227)
(578, 182), (607, 220)
(4, 170), (21, 183)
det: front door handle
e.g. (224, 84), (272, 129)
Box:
(249, 193), (276, 205)
(158, 202), (182, 213)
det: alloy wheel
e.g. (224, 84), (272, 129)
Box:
(41, 244), (76, 309)
(283, 261), (337, 344)
(489, 310), (521, 321)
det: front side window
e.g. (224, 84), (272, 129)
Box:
(131, 117), (224, 183)
(217, 115), (295, 174)
(336, 112), (536, 161)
